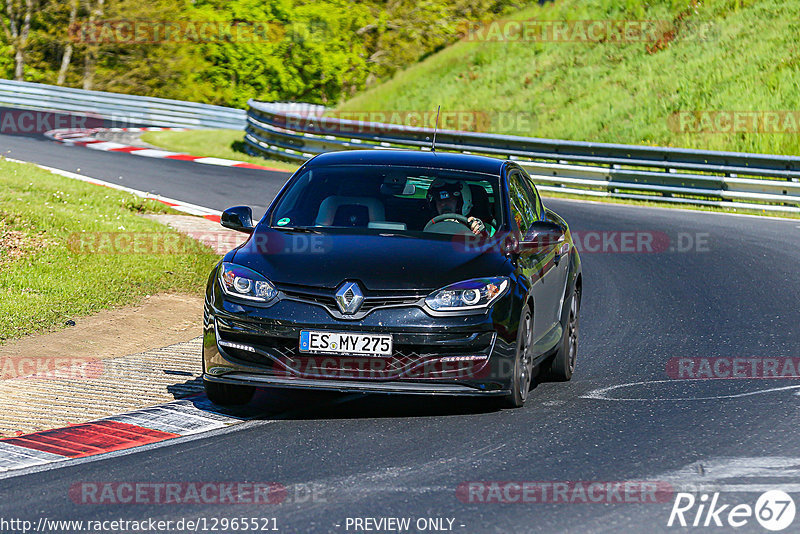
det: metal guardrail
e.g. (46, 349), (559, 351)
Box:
(245, 99), (800, 213)
(0, 79), (246, 129)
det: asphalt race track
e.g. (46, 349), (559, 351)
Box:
(0, 133), (287, 218)
(2, 132), (800, 532)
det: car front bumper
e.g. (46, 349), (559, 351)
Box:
(202, 287), (520, 396)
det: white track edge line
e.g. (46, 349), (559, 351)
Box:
(3, 157), (221, 217)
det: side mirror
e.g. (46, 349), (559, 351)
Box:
(220, 206), (255, 234)
(519, 221), (565, 253)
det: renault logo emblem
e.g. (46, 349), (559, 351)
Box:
(335, 281), (364, 315)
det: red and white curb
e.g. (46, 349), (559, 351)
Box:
(0, 159), (250, 475)
(45, 127), (285, 172)
(6, 157), (223, 222)
(0, 397), (247, 474)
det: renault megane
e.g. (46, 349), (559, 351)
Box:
(202, 150), (582, 408)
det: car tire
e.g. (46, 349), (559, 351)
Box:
(204, 379), (255, 406)
(543, 286), (580, 382)
(502, 305), (534, 408)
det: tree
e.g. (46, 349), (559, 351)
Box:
(1, 0), (36, 80)
(0, 0), (527, 106)
(82, 0), (102, 90)
(357, 0), (522, 84)
(56, 0), (78, 85)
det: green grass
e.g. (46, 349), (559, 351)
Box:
(338, 0), (800, 156)
(140, 129), (300, 172)
(143, 1), (800, 217)
(0, 158), (220, 342)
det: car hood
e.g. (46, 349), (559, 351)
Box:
(231, 228), (510, 291)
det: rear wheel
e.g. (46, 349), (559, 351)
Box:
(204, 379), (255, 406)
(502, 306), (534, 408)
(544, 287), (580, 381)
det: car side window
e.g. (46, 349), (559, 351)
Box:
(507, 170), (536, 234)
(521, 171), (543, 221)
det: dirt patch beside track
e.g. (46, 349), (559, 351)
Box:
(0, 294), (206, 436)
(0, 215), (245, 436)
(0, 293), (203, 363)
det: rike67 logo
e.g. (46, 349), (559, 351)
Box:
(668, 490), (796, 531)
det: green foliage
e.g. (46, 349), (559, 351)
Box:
(358, 0), (521, 83)
(186, 0), (373, 106)
(0, 0), (521, 106)
(340, 0), (800, 156)
(0, 158), (218, 341)
(0, 43), (12, 77)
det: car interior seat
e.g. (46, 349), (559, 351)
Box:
(315, 196), (386, 227)
(469, 184), (494, 226)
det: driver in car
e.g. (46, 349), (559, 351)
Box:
(427, 179), (495, 236)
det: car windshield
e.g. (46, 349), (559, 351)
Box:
(269, 164), (503, 236)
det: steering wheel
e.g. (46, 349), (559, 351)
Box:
(426, 213), (473, 230)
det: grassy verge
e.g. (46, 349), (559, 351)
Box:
(339, 0), (800, 157)
(0, 158), (220, 342)
(140, 129), (300, 172)
(330, 0), (800, 218)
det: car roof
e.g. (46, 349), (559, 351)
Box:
(304, 150), (507, 175)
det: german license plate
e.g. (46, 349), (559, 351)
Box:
(299, 331), (393, 356)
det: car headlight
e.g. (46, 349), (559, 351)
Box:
(219, 262), (277, 302)
(425, 277), (509, 311)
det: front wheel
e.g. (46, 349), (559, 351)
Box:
(543, 287), (580, 381)
(204, 379), (255, 406)
(501, 305), (534, 408)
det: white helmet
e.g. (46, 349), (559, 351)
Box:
(427, 179), (473, 216)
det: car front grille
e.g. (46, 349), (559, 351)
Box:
(216, 323), (494, 381)
(276, 283), (425, 319)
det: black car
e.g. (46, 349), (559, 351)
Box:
(203, 150), (582, 408)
